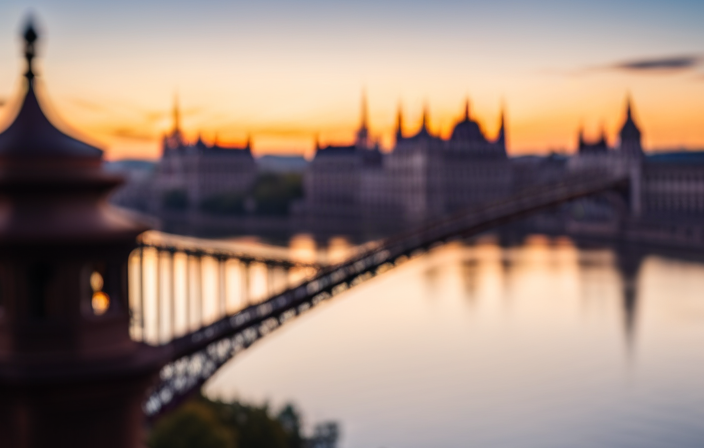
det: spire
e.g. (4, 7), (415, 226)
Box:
(355, 89), (370, 149)
(395, 102), (404, 143)
(164, 92), (184, 152)
(464, 97), (470, 121)
(619, 93), (643, 157)
(421, 103), (429, 131)
(245, 134), (252, 151)
(497, 105), (506, 150)
(360, 89), (368, 131)
(172, 92), (181, 135)
(195, 132), (206, 150)
(599, 122), (607, 146)
(407, 103), (433, 140)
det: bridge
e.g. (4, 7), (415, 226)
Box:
(136, 173), (629, 417)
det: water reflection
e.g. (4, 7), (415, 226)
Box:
(614, 249), (644, 352)
(201, 234), (704, 448)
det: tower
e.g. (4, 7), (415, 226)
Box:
(395, 102), (404, 144)
(496, 105), (506, 151)
(618, 95), (643, 157)
(0, 20), (169, 448)
(163, 93), (184, 155)
(355, 90), (370, 149)
(172, 92), (181, 136)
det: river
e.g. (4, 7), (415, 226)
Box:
(178, 233), (703, 448)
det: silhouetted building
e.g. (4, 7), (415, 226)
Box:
(303, 94), (384, 218)
(155, 99), (256, 210)
(303, 96), (510, 223)
(619, 97), (644, 158)
(573, 97), (644, 158)
(578, 127), (608, 155)
(563, 95), (704, 244)
(642, 152), (704, 218)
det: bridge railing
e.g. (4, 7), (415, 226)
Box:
(128, 239), (321, 345)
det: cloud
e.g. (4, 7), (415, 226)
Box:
(69, 98), (106, 111)
(105, 126), (155, 141)
(144, 110), (166, 123)
(70, 97), (201, 124)
(567, 54), (704, 77)
(612, 55), (702, 72)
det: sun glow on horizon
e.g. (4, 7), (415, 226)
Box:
(0, 1), (703, 160)
(1, 74), (703, 161)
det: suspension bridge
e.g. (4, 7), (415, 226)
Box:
(136, 173), (629, 417)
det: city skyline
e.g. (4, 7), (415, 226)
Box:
(0, 0), (703, 160)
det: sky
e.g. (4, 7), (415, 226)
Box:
(0, 0), (703, 160)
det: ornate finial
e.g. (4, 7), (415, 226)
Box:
(23, 19), (38, 82)
(464, 97), (470, 120)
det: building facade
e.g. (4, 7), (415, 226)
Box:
(302, 97), (511, 223)
(153, 101), (257, 210)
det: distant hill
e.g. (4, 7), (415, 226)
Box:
(256, 155), (308, 173)
(104, 159), (157, 173)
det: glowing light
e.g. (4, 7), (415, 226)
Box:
(90, 271), (110, 315)
(92, 291), (110, 315)
(90, 271), (104, 292)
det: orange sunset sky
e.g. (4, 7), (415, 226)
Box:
(0, 0), (703, 160)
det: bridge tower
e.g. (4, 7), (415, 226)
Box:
(0, 21), (169, 447)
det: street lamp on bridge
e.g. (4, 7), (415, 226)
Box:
(0, 20), (169, 448)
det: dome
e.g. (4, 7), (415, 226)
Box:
(450, 99), (487, 143)
(450, 118), (486, 143)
